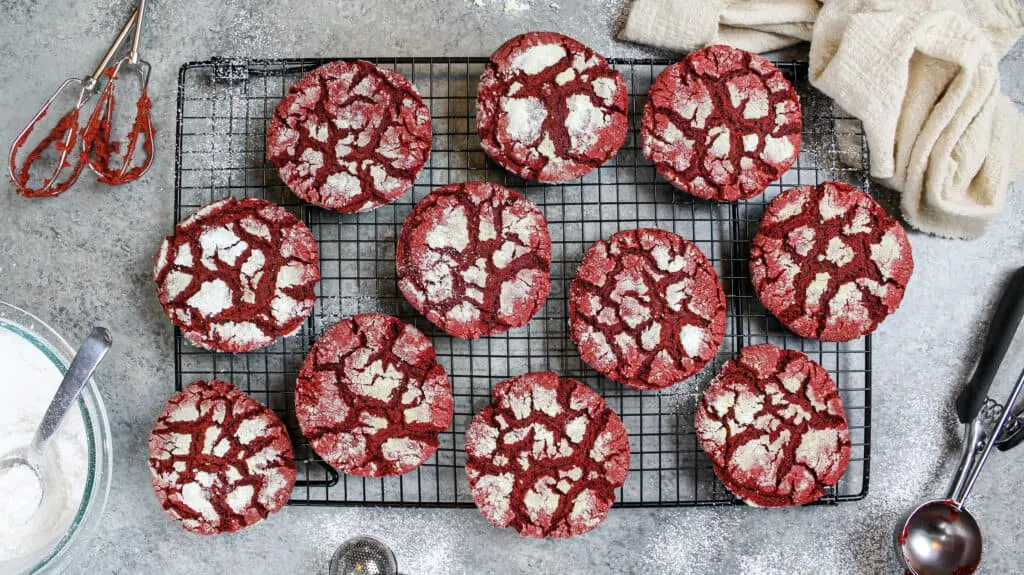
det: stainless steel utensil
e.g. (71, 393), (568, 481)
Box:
(0, 327), (112, 506)
(329, 536), (399, 575)
(8, 12), (138, 198)
(83, 0), (154, 186)
(993, 400), (1024, 451)
(895, 266), (1024, 575)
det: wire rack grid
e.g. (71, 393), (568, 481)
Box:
(173, 56), (871, 508)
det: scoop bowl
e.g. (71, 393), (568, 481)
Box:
(896, 499), (982, 575)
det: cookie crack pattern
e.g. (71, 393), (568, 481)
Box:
(750, 182), (914, 341)
(569, 228), (727, 390)
(267, 60), (432, 213)
(477, 32), (628, 183)
(154, 197), (320, 353)
(694, 345), (851, 507)
(148, 380), (296, 535)
(465, 372), (630, 538)
(641, 45), (801, 201)
(295, 314), (454, 478)
(397, 182), (552, 339)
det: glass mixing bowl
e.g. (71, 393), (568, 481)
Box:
(0, 301), (113, 574)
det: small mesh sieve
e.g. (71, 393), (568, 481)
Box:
(329, 536), (398, 575)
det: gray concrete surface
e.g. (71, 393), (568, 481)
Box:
(1, 1), (1023, 573)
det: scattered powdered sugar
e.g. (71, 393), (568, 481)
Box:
(466, 0), (564, 12)
(467, 0), (531, 11)
(504, 0), (530, 11)
(637, 509), (743, 573)
(0, 327), (89, 568)
(301, 509), (460, 575)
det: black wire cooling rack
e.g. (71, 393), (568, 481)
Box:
(173, 56), (871, 507)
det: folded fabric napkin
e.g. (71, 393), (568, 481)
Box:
(619, 0), (819, 53)
(619, 0), (1024, 238)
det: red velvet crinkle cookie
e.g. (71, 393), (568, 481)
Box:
(148, 380), (297, 535)
(695, 344), (851, 507)
(465, 372), (630, 538)
(396, 182), (551, 339)
(641, 45), (802, 201)
(154, 197), (320, 353)
(295, 314), (453, 477)
(750, 181), (914, 342)
(569, 228), (727, 390)
(477, 32), (629, 182)
(267, 60), (432, 212)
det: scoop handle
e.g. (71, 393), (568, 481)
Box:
(996, 400), (1024, 451)
(957, 266), (1024, 424)
(997, 428), (1024, 451)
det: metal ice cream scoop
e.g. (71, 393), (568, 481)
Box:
(0, 327), (112, 509)
(896, 267), (1024, 575)
(329, 536), (399, 575)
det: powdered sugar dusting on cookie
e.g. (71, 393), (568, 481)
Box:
(477, 32), (628, 182)
(565, 94), (611, 153)
(397, 182), (551, 339)
(641, 45), (801, 201)
(154, 197), (320, 353)
(501, 96), (548, 145)
(695, 345), (851, 507)
(750, 182), (914, 341)
(509, 43), (566, 75)
(148, 380), (296, 535)
(267, 60), (431, 213)
(465, 372), (630, 538)
(569, 228), (726, 390)
(295, 315), (453, 478)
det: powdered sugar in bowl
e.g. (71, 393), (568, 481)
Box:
(0, 302), (112, 574)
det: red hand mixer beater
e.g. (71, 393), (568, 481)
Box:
(8, 0), (153, 198)
(83, 0), (154, 186)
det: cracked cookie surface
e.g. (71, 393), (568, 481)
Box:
(154, 197), (320, 353)
(569, 228), (726, 390)
(477, 32), (628, 183)
(695, 345), (851, 507)
(465, 372), (630, 538)
(641, 45), (801, 201)
(295, 314), (453, 477)
(149, 380), (296, 534)
(750, 182), (914, 341)
(397, 181), (551, 339)
(267, 60), (431, 212)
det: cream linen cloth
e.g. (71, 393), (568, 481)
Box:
(619, 0), (820, 53)
(619, 0), (1024, 238)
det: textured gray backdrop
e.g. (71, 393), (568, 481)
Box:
(0, 1), (1022, 573)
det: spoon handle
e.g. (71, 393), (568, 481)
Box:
(32, 327), (112, 448)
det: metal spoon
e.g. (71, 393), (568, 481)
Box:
(895, 267), (1024, 575)
(0, 327), (112, 506)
